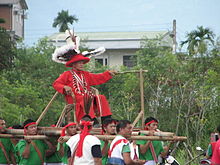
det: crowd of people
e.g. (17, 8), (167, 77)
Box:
(0, 116), (185, 165)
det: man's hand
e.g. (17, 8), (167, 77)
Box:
(134, 159), (146, 165)
(108, 70), (118, 76)
(64, 86), (72, 95)
(26, 139), (31, 144)
(58, 137), (65, 144)
(148, 130), (155, 136)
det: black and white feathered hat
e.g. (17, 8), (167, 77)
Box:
(52, 30), (105, 65)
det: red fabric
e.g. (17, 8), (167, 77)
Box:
(149, 142), (158, 163)
(76, 121), (92, 157)
(24, 122), (37, 135)
(94, 95), (112, 116)
(53, 70), (112, 122)
(211, 139), (220, 165)
(61, 122), (77, 137)
(144, 120), (158, 130)
(145, 120), (158, 126)
(65, 54), (90, 67)
(108, 139), (129, 157)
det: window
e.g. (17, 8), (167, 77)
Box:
(123, 55), (136, 67)
(95, 59), (103, 65)
(95, 58), (108, 66)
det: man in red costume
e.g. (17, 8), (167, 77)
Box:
(53, 51), (115, 123)
(211, 124), (220, 165)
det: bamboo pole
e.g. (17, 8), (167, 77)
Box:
(0, 134), (187, 141)
(132, 110), (143, 128)
(62, 135), (187, 141)
(132, 131), (175, 137)
(116, 70), (148, 74)
(5, 128), (175, 138)
(139, 69), (145, 128)
(56, 104), (74, 127)
(36, 92), (59, 125)
(0, 134), (50, 140)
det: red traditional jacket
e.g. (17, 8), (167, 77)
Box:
(53, 70), (112, 121)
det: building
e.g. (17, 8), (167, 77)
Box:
(48, 31), (173, 68)
(0, 0), (28, 39)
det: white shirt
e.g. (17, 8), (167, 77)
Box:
(66, 134), (101, 165)
(108, 135), (129, 160)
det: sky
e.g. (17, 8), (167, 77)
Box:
(25, 0), (220, 48)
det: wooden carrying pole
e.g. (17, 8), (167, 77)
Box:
(36, 92), (59, 125)
(5, 128), (175, 137)
(0, 134), (187, 141)
(132, 110), (143, 128)
(56, 104), (74, 127)
(139, 69), (145, 128)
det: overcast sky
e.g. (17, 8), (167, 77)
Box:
(25, 0), (220, 48)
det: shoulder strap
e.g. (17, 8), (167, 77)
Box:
(69, 142), (79, 165)
(108, 139), (128, 157)
(149, 141), (158, 163)
(31, 141), (44, 165)
(0, 141), (10, 165)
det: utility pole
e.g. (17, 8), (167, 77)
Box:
(172, 19), (177, 54)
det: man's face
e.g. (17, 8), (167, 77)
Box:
(72, 61), (84, 71)
(26, 124), (37, 135)
(66, 125), (77, 136)
(105, 123), (116, 135)
(146, 122), (158, 131)
(0, 120), (6, 132)
(120, 123), (132, 138)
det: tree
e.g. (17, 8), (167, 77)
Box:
(0, 27), (16, 71)
(52, 10), (78, 32)
(181, 26), (215, 56)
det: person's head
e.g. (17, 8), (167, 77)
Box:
(0, 118), (6, 132)
(23, 119), (37, 135)
(116, 120), (132, 138)
(102, 118), (117, 135)
(217, 124), (220, 134)
(65, 54), (90, 69)
(0, 118), (6, 128)
(144, 117), (158, 131)
(12, 124), (22, 129)
(79, 115), (93, 131)
(63, 121), (77, 136)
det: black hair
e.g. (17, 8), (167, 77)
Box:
(116, 120), (131, 133)
(102, 118), (117, 132)
(63, 49), (78, 61)
(144, 117), (158, 125)
(23, 119), (35, 128)
(80, 115), (92, 130)
(12, 124), (22, 129)
(217, 124), (220, 133)
(81, 115), (92, 122)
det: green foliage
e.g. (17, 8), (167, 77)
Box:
(52, 10), (78, 32)
(0, 27), (220, 162)
(181, 26), (215, 55)
(0, 27), (16, 70)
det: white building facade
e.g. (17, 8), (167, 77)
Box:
(48, 31), (173, 68)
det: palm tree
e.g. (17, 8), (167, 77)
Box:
(181, 26), (215, 56)
(52, 10), (78, 32)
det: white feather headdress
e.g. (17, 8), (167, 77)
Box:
(52, 30), (106, 64)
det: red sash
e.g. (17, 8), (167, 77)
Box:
(108, 139), (128, 157)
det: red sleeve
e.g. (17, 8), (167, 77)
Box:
(53, 71), (71, 94)
(86, 71), (112, 86)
